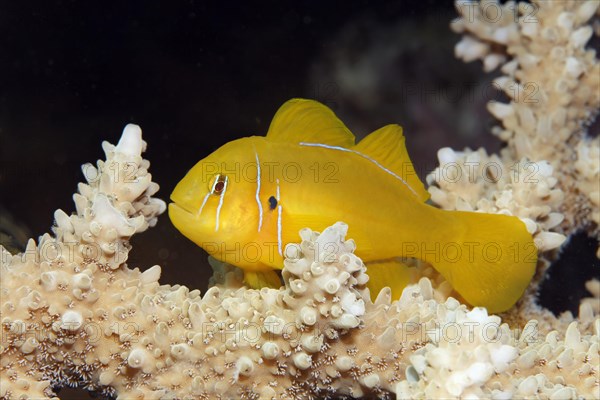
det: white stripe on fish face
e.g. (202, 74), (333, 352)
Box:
(198, 192), (210, 217)
(254, 151), (264, 232)
(214, 176), (228, 231)
(298, 142), (420, 198)
(276, 178), (282, 256)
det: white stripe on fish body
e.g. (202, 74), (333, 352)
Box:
(276, 178), (282, 256)
(214, 176), (228, 231)
(254, 150), (264, 232)
(298, 142), (419, 198)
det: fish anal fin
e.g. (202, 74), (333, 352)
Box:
(266, 99), (355, 147)
(244, 270), (283, 289)
(353, 124), (429, 202)
(365, 259), (416, 302)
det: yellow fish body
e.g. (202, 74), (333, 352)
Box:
(169, 99), (537, 312)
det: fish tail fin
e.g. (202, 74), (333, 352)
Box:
(425, 210), (537, 313)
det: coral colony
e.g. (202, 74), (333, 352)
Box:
(1, 1), (598, 399)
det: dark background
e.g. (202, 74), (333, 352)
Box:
(1, 1), (597, 397)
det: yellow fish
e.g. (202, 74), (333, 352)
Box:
(169, 99), (537, 312)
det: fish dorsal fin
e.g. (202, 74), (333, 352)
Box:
(353, 124), (429, 202)
(266, 99), (355, 147)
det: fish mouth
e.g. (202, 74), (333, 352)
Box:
(168, 202), (198, 238)
(168, 200), (217, 251)
(168, 200), (195, 215)
(169, 184), (199, 215)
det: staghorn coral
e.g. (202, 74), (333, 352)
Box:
(1, 125), (599, 399)
(428, 0), (600, 257)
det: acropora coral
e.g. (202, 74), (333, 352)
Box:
(1, 1), (599, 399)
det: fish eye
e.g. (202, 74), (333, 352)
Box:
(210, 174), (228, 195)
(268, 196), (277, 210)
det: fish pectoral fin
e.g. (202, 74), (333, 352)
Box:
(244, 270), (283, 289)
(353, 124), (429, 202)
(365, 259), (416, 302)
(266, 99), (355, 147)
